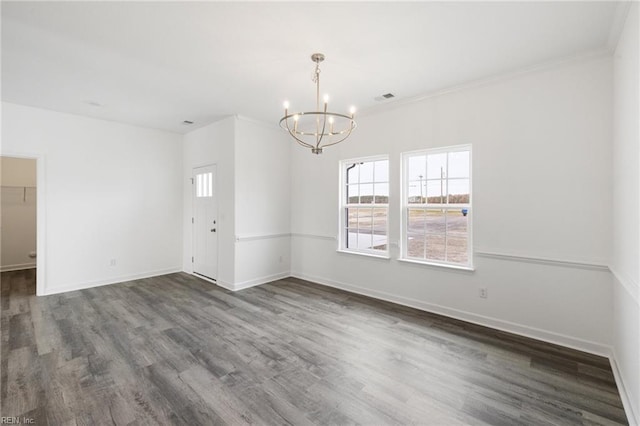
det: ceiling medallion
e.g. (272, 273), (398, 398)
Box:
(280, 53), (357, 155)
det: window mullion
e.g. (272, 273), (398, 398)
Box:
(444, 209), (449, 262)
(421, 207), (426, 260)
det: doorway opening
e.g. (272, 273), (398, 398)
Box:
(1, 156), (38, 295)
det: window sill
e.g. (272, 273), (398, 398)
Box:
(337, 249), (391, 260)
(398, 258), (475, 272)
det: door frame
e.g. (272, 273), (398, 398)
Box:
(191, 163), (218, 284)
(1, 152), (46, 296)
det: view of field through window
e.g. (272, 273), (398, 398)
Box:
(404, 148), (471, 265)
(341, 148), (470, 264)
(344, 159), (389, 252)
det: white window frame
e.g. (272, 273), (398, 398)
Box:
(338, 155), (390, 258)
(401, 144), (473, 269)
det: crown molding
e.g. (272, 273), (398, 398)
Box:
(359, 48), (612, 119)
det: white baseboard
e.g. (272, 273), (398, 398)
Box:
(212, 282), (235, 291)
(216, 271), (290, 292)
(290, 270), (611, 357)
(215, 279), (234, 291)
(609, 348), (640, 426)
(1, 263), (36, 272)
(43, 267), (182, 295)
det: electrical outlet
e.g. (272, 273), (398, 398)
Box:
(110, 259), (117, 267)
(479, 288), (488, 299)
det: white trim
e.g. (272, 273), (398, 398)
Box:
(235, 233), (290, 242)
(476, 250), (610, 272)
(36, 156), (46, 296)
(397, 258), (475, 272)
(338, 155), (390, 256)
(359, 48), (611, 119)
(609, 266), (640, 307)
(214, 271), (289, 292)
(291, 232), (336, 241)
(290, 271), (611, 357)
(336, 249), (390, 260)
(0, 263), (36, 273)
(340, 153), (389, 165)
(0, 151), (47, 295)
(609, 348), (640, 426)
(41, 267), (182, 296)
(233, 271), (290, 291)
(215, 280), (235, 291)
(185, 115), (235, 135)
(294, 233), (614, 274)
(402, 144), (472, 157)
(177, 51), (613, 132)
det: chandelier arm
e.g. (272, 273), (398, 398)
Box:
(282, 117), (314, 149)
(325, 120), (358, 136)
(316, 103), (329, 149)
(280, 113), (357, 137)
(280, 112), (353, 123)
(288, 130), (315, 149)
(293, 137), (315, 149)
(318, 123), (356, 148)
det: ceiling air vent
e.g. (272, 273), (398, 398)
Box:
(374, 93), (395, 101)
(182, 120), (194, 125)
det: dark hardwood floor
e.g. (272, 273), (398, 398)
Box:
(1, 269), (628, 425)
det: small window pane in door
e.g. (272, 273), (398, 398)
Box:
(196, 172), (214, 198)
(197, 174), (203, 197)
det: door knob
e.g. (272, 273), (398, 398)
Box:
(211, 228), (216, 232)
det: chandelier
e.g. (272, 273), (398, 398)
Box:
(280, 53), (357, 155)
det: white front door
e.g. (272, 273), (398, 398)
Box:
(192, 165), (218, 281)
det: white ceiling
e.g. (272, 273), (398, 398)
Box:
(1, 1), (624, 134)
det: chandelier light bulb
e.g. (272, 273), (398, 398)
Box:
(323, 94), (329, 104)
(350, 106), (356, 115)
(283, 101), (290, 110)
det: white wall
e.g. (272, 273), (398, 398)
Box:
(1, 157), (37, 271)
(1, 102), (183, 294)
(182, 116), (236, 286)
(612, 3), (640, 423)
(291, 56), (614, 354)
(182, 116), (291, 290)
(234, 117), (291, 288)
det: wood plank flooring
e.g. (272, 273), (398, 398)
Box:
(1, 269), (628, 425)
